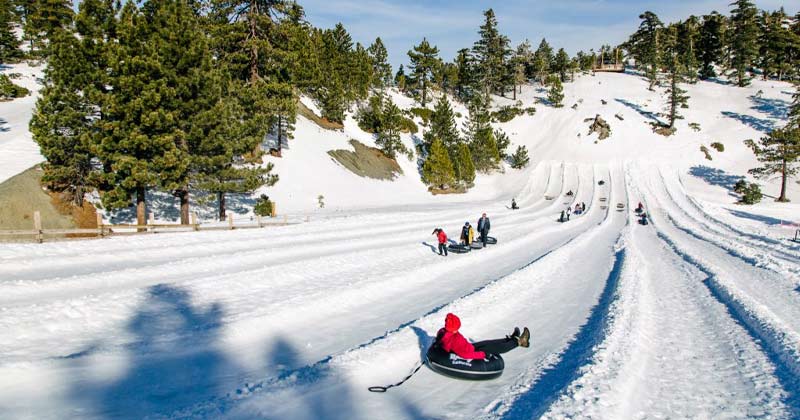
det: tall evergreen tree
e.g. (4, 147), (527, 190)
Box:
(367, 37), (392, 90)
(452, 142), (475, 185)
(454, 48), (476, 101)
(553, 48), (570, 82)
(23, 0), (72, 54)
(375, 98), (408, 159)
(698, 12), (725, 79)
(533, 38), (553, 84)
(394, 64), (406, 91)
(677, 16), (700, 82)
(472, 8), (511, 96)
(407, 37), (439, 106)
(547, 75), (564, 107)
(790, 86), (800, 129)
(745, 127), (800, 202)
(0, 0), (20, 63)
(510, 40), (532, 99)
(728, 0), (758, 87)
(463, 94), (499, 172)
(424, 96), (460, 153)
(662, 25), (689, 129)
(757, 9), (792, 81)
(628, 11), (664, 90)
(422, 138), (455, 189)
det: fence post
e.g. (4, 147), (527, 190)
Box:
(228, 214), (234, 230)
(191, 212), (199, 231)
(271, 202), (277, 218)
(148, 213), (155, 233)
(256, 214), (262, 227)
(96, 213), (105, 237)
(33, 210), (42, 243)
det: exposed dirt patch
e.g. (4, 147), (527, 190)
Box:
(328, 140), (402, 180)
(297, 99), (344, 130)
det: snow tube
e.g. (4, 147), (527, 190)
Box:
(639, 218), (649, 226)
(470, 241), (484, 250)
(486, 236), (498, 245)
(426, 345), (504, 381)
(448, 244), (471, 254)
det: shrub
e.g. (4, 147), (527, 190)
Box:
(733, 179), (748, 194)
(0, 75), (29, 100)
(409, 107), (433, 123)
(492, 105), (524, 123)
(253, 194), (273, 217)
(737, 183), (762, 205)
(700, 145), (712, 161)
(525, 107), (536, 116)
(689, 122), (701, 131)
(510, 145), (530, 169)
(710, 142), (724, 152)
(398, 116), (418, 134)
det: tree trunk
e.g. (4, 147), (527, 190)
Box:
(421, 78), (426, 106)
(218, 191), (227, 221)
(177, 187), (190, 224)
(277, 115), (283, 155)
(778, 160), (788, 202)
(74, 184), (84, 207)
(136, 186), (146, 232)
(512, 85), (516, 100)
(249, 1), (260, 83)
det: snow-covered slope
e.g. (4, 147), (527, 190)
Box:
(0, 62), (44, 184)
(2, 69), (800, 419)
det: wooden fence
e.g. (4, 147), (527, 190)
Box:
(0, 210), (305, 243)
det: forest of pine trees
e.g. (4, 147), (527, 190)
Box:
(1, 0), (798, 213)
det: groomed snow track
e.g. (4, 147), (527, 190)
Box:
(1, 161), (798, 419)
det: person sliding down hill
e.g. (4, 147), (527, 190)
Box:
(433, 228), (448, 256)
(477, 213), (491, 245)
(635, 202), (644, 214)
(511, 198), (518, 210)
(435, 313), (530, 360)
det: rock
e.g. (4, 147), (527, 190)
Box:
(587, 114), (611, 140)
(614, 113), (624, 121)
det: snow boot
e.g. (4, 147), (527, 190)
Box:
(517, 327), (530, 348)
(506, 327), (521, 340)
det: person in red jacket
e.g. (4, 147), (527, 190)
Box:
(433, 228), (448, 256)
(435, 313), (529, 360)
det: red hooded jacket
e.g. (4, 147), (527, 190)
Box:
(436, 313), (486, 360)
(437, 230), (448, 245)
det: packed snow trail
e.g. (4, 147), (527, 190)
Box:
(638, 165), (800, 397)
(0, 163), (604, 418)
(175, 165), (626, 419)
(540, 170), (791, 419)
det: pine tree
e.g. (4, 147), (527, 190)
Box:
(463, 95), (500, 172)
(407, 37), (439, 106)
(23, 0), (72, 54)
(368, 37), (392, 90)
(547, 75), (564, 107)
(790, 86), (800, 128)
(472, 8), (511, 96)
(757, 9), (792, 81)
(510, 40), (532, 99)
(422, 138), (456, 189)
(628, 11), (664, 90)
(677, 16), (700, 82)
(744, 127), (800, 202)
(494, 128), (510, 159)
(424, 96), (460, 153)
(698, 12), (725, 79)
(510, 145), (530, 169)
(454, 48), (476, 101)
(394, 64), (406, 91)
(0, 0), (20, 63)
(375, 98), (409, 159)
(728, 0), (758, 87)
(662, 25), (689, 129)
(553, 48), (570, 82)
(453, 142), (475, 185)
(533, 38), (553, 84)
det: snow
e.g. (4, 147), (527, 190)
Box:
(0, 62), (45, 184)
(2, 68), (800, 419)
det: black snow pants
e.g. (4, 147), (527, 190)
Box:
(438, 243), (448, 256)
(480, 231), (488, 245)
(472, 337), (518, 356)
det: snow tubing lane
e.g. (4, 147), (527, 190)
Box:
(426, 345), (504, 381)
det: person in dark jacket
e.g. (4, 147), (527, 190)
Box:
(477, 213), (491, 245)
(511, 198), (518, 210)
(435, 313), (530, 360)
(433, 228), (448, 256)
(559, 210), (565, 222)
(460, 222), (471, 245)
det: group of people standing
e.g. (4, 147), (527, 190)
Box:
(559, 202), (586, 223)
(433, 213), (491, 256)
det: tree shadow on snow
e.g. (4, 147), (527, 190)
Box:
(689, 166), (743, 197)
(749, 96), (789, 121)
(726, 208), (786, 226)
(614, 98), (663, 125)
(107, 190), (257, 224)
(721, 111), (776, 133)
(68, 284), (234, 418)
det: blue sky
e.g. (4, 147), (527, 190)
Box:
(299, 0), (797, 70)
